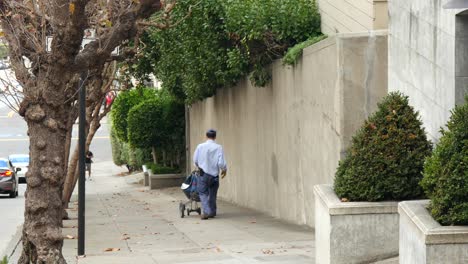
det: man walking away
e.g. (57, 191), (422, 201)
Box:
(85, 150), (94, 180)
(193, 129), (227, 220)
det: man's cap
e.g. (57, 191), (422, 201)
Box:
(206, 129), (217, 138)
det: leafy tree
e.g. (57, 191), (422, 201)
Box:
(421, 97), (468, 225)
(130, 0), (322, 102)
(334, 92), (432, 201)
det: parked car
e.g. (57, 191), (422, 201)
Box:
(8, 154), (29, 184)
(0, 158), (20, 198)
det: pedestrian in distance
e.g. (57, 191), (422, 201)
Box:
(85, 150), (94, 180)
(193, 129), (227, 220)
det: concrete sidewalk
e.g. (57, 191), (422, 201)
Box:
(58, 162), (315, 264)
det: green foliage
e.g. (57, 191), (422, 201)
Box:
(110, 125), (126, 166)
(110, 121), (152, 170)
(146, 163), (181, 174)
(130, 0), (321, 102)
(1, 256), (7, 264)
(127, 98), (165, 149)
(127, 91), (185, 166)
(127, 146), (152, 169)
(334, 92), (432, 201)
(111, 87), (156, 142)
(421, 97), (468, 226)
(283, 35), (327, 65)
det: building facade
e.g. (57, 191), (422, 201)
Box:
(389, 0), (468, 141)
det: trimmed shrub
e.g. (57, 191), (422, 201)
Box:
(334, 92), (432, 201)
(421, 97), (468, 226)
(146, 163), (182, 174)
(111, 87), (156, 142)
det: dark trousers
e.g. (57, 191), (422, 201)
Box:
(197, 173), (219, 216)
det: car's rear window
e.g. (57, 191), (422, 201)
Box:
(10, 157), (29, 163)
(0, 160), (8, 167)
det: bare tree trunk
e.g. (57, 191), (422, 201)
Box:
(152, 146), (158, 164)
(162, 150), (167, 167)
(19, 108), (69, 264)
(170, 150), (174, 168)
(62, 102), (107, 206)
(176, 148), (181, 168)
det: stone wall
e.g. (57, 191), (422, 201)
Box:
(389, 1), (468, 141)
(189, 32), (388, 227)
(317, 0), (388, 35)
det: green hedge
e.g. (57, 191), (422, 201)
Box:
(110, 122), (152, 170)
(334, 92), (432, 201)
(111, 87), (156, 142)
(146, 163), (182, 175)
(421, 97), (468, 226)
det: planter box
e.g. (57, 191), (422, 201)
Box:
(149, 173), (185, 190)
(314, 184), (399, 264)
(399, 200), (468, 264)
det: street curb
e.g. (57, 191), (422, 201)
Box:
(2, 224), (22, 262)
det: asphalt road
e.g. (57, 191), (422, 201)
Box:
(0, 79), (114, 257)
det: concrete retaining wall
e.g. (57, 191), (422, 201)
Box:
(389, 1), (468, 142)
(189, 32), (388, 227)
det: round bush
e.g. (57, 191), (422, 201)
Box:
(334, 92), (432, 201)
(421, 97), (468, 226)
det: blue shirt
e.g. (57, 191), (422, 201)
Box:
(193, 140), (227, 177)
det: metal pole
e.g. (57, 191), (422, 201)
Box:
(78, 72), (87, 256)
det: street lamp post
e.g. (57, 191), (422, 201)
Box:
(77, 72), (87, 256)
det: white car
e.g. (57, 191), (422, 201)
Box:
(8, 154), (29, 184)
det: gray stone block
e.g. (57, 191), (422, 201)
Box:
(149, 174), (185, 190)
(143, 172), (149, 187)
(399, 201), (468, 264)
(314, 184), (399, 264)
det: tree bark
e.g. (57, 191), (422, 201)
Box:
(152, 146), (158, 164)
(19, 106), (69, 264)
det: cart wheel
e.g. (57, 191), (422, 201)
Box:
(179, 203), (185, 218)
(187, 209), (190, 216)
(196, 208), (202, 215)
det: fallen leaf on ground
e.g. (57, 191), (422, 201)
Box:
(341, 198), (349, 202)
(250, 220), (257, 224)
(121, 235), (130, 241)
(262, 249), (274, 255)
(65, 235), (76, 239)
(104, 248), (120, 252)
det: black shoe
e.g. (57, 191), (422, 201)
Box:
(200, 214), (209, 220)
(208, 215), (215, 218)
